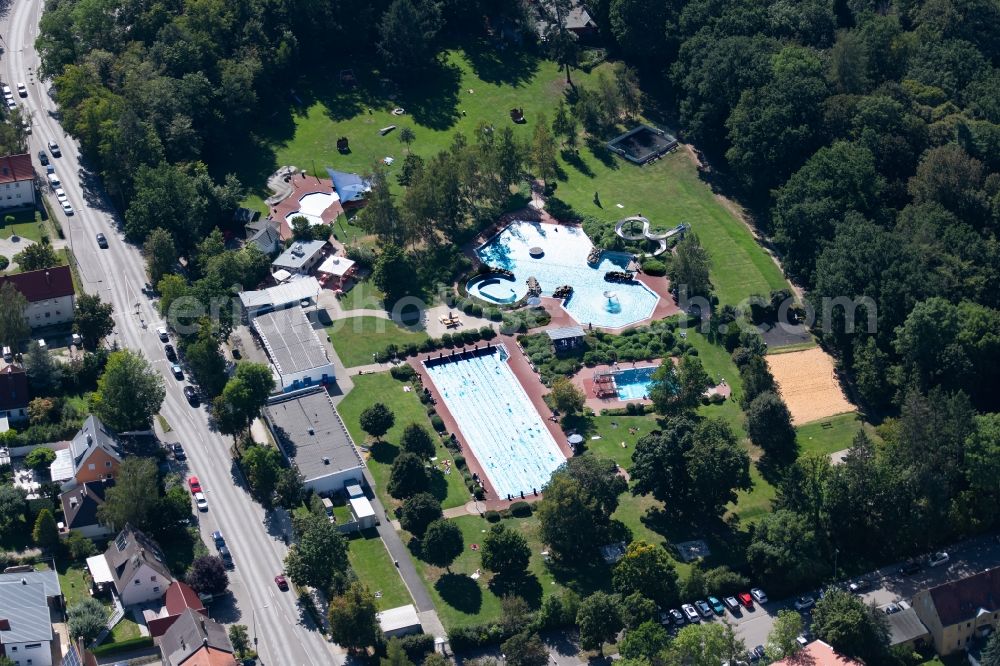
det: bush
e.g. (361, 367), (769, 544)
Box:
(397, 633), (435, 662)
(453, 455), (466, 469)
(474, 486), (485, 500)
(390, 364), (417, 381)
(480, 325), (497, 339)
(510, 501), (533, 517)
(0, 255), (8, 271)
(641, 259), (667, 276)
(430, 415), (445, 432)
(345, 245), (377, 269)
(484, 510), (501, 522)
(441, 333), (454, 348)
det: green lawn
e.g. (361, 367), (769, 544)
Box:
(231, 48), (786, 308)
(108, 618), (141, 643)
(339, 280), (385, 312)
(328, 316), (429, 367)
(347, 529), (413, 609)
(797, 413), (873, 458)
(0, 208), (45, 244)
(57, 564), (93, 608)
(338, 372), (470, 510)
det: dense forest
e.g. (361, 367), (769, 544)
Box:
(35, 0), (1000, 615)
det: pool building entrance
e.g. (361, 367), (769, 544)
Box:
(422, 345), (566, 500)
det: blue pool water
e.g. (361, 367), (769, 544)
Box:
(614, 366), (657, 400)
(473, 221), (659, 328)
(424, 346), (565, 498)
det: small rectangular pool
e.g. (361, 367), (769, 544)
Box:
(423, 346), (566, 499)
(613, 366), (657, 401)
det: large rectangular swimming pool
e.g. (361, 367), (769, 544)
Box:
(423, 346), (565, 499)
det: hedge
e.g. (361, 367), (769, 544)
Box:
(90, 636), (154, 657)
(641, 258), (667, 276)
(509, 501), (533, 517)
(396, 633), (435, 661)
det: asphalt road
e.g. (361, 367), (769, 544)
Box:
(0, 2), (342, 663)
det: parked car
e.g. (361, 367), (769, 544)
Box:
(794, 596), (815, 611)
(164, 344), (177, 361)
(5, 98), (15, 110)
(47, 140), (61, 157)
(218, 546), (233, 568)
(96, 233), (108, 248)
(194, 492), (208, 511)
(724, 596), (740, 613)
(157, 326), (169, 342)
(928, 552), (950, 568)
(183, 386), (200, 406)
(738, 592), (754, 609)
(708, 597), (725, 615)
(211, 531), (225, 548)
(668, 608), (684, 626)
(274, 575), (289, 591)
(751, 588), (768, 604)
(695, 600), (713, 618)
(55, 187), (67, 203)
(884, 603), (901, 615)
(171, 363), (184, 379)
(899, 560), (922, 575)
(61, 202), (74, 215)
(682, 604), (700, 623)
(37, 150), (48, 166)
(171, 443), (185, 461)
(753, 646), (766, 660)
(188, 476), (201, 493)
(849, 579), (870, 594)
(16, 83), (26, 97)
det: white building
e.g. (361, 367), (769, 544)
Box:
(0, 154), (36, 209)
(271, 240), (327, 276)
(251, 306), (334, 392)
(0, 570), (62, 666)
(87, 525), (175, 607)
(378, 605), (422, 638)
(238, 277), (320, 318)
(263, 388), (365, 495)
(0, 265), (75, 328)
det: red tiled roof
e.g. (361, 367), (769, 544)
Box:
(0, 154), (33, 184)
(164, 581), (205, 616)
(179, 647), (238, 666)
(774, 641), (862, 666)
(929, 567), (1000, 627)
(0, 265), (74, 302)
(0, 365), (28, 411)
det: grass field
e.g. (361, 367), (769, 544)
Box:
(232, 48), (787, 308)
(347, 529), (413, 609)
(0, 208), (44, 244)
(797, 413), (873, 457)
(328, 316), (429, 367)
(338, 372), (470, 510)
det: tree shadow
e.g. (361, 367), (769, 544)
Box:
(489, 572), (543, 608)
(462, 39), (541, 87)
(436, 573), (483, 615)
(545, 556), (612, 598)
(561, 149), (595, 177)
(369, 440), (399, 466)
(394, 60), (463, 131)
(427, 468), (451, 503)
(586, 137), (619, 170)
(640, 506), (750, 571)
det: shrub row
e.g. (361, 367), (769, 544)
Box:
(394, 633), (435, 661)
(374, 326), (498, 363)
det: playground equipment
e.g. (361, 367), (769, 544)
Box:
(614, 215), (689, 257)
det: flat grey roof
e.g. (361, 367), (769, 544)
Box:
(263, 388), (363, 482)
(546, 325), (586, 341)
(252, 307), (330, 376)
(272, 240), (326, 271)
(0, 581), (52, 643)
(888, 608), (929, 645)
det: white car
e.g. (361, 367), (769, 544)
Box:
(751, 588), (768, 604)
(928, 552), (950, 567)
(194, 492), (208, 511)
(61, 202), (74, 215)
(5, 98), (15, 110)
(1, 85), (10, 96)
(794, 596), (815, 611)
(55, 188), (67, 203)
(157, 326), (169, 342)
(16, 83), (26, 97)
(682, 603), (701, 623)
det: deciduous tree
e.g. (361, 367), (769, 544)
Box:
(74, 294), (115, 349)
(143, 227), (177, 284)
(746, 391), (798, 466)
(669, 232), (711, 301)
(32, 508), (59, 549)
(14, 242), (59, 271)
(766, 609), (804, 661)
(612, 540), (679, 608)
(24, 446), (56, 471)
(547, 376), (585, 414)
(0, 484), (27, 537)
(98, 457), (161, 532)
(90, 350), (165, 432)
(620, 620), (670, 661)
(0, 281), (28, 348)
(576, 592), (622, 655)
(481, 523), (531, 578)
(228, 625), (250, 659)
(530, 113), (558, 184)
(328, 581), (382, 652)
(400, 422), (434, 458)
(186, 555), (229, 595)
(284, 514), (349, 593)
(666, 623), (745, 666)
(388, 452), (429, 498)
(67, 598), (107, 644)
(501, 630), (549, 666)
(398, 492), (442, 536)
(420, 518), (463, 570)
(811, 588), (890, 663)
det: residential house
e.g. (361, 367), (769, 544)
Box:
(86, 525), (175, 607)
(0, 265), (75, 328)
(59, 479), (114, 539)
(0, 364), (29, 426)
(243, 215), (281, 256)
(0, 154), (36, 209)
(146, 582), (206, 638)
(262, 388), (364, 495)
(772, 640), (862, 665)
(913, 566), (1000, 655)
(0, 569), (64, 666)
(251, 306), (334, 392)
(49, 415), (122, 487)
(157, 608), (236, 666)
(271, 240), (327, 276)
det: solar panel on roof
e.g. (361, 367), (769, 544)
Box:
(60, 643), (82, 666)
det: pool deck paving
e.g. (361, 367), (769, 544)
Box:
(409, 336), (574, 509)
(571, 359), (665, 412)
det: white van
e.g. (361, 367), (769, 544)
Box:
(2, 346), (11, 362)
(47, 173), (60, 188)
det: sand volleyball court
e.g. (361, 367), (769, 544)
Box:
(766, 347), (855, 425)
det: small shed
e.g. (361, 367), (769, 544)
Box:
(378, 604), (422, 638)
(349, 495), (377, 530)
(546, 325), (586, 351)
(887, 608), (930, 648)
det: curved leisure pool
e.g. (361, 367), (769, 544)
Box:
(472, 221), (659, 328)
(284, 191), (339, 227)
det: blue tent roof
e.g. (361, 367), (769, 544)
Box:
(326, 168), (370, 202)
